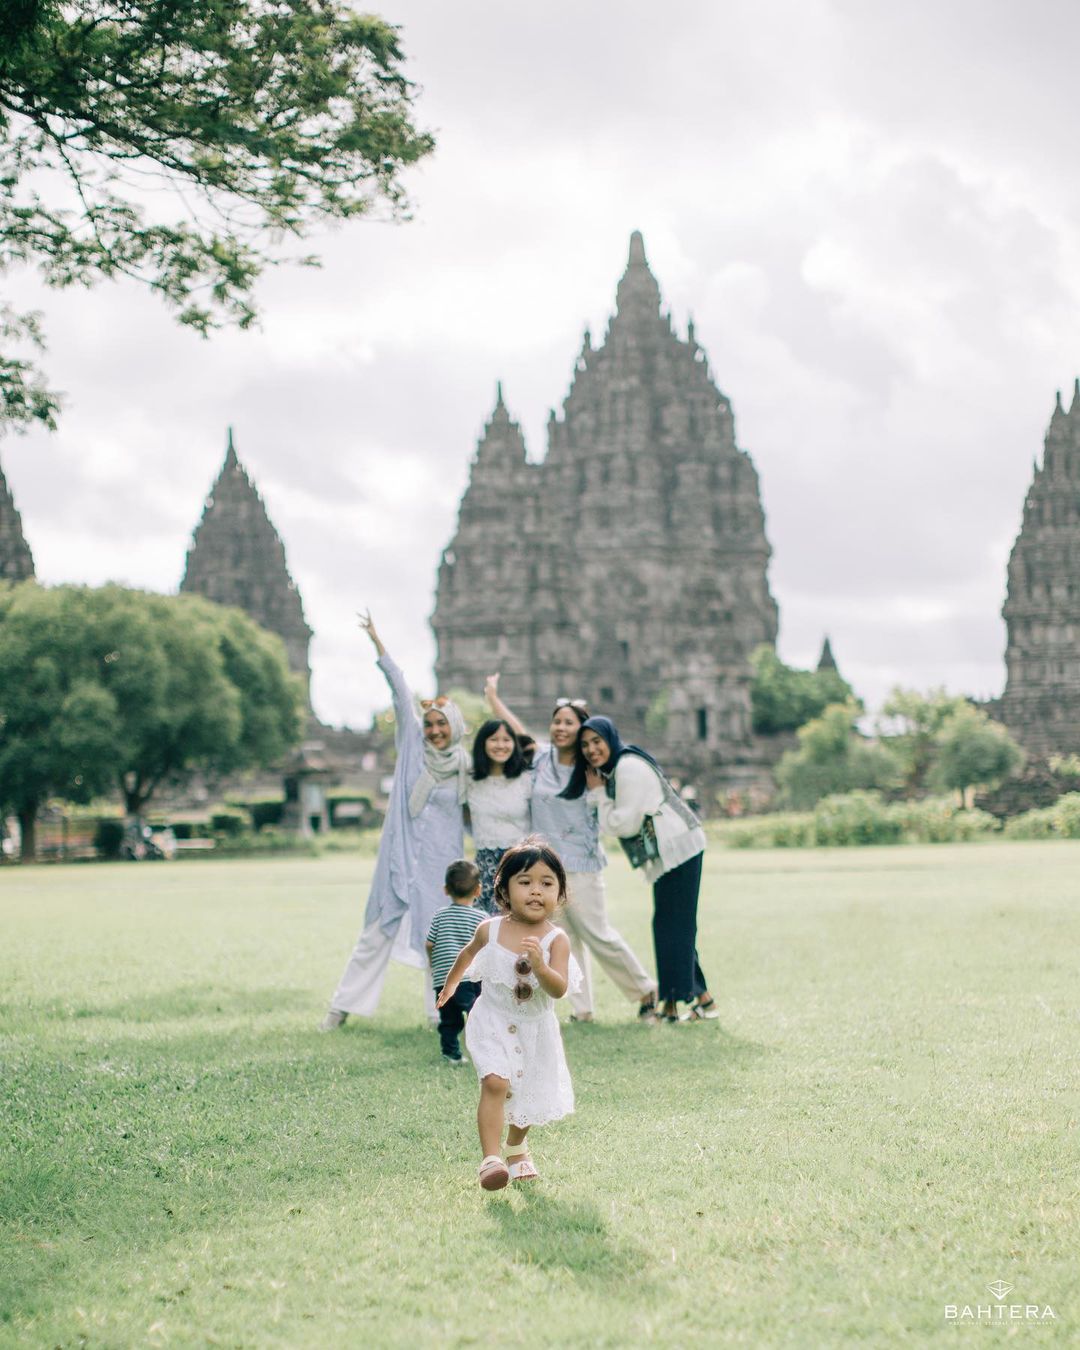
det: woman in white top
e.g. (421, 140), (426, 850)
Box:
(465, 718), (533, 912)
(560, 716), (718, 1024)
(486, 678), (657, 1023)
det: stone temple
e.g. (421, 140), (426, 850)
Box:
(999, 385), (1080, 754)
(181, 430), (313, 698)
(0, 455), (34, 582)
(432, 233), (778, 781)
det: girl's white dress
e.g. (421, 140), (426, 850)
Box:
(463, 917), (580, 1128)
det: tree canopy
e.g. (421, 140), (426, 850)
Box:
(0, 0), (434, 432)
(0, 582), (304, 858)
(775, 699), (902, 810)
(750, 646), (855, 735)
(930, 705), (1024, 803)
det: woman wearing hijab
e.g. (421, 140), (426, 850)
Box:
(320, 612), (471, 1029)
(560, 716), (718, 1024)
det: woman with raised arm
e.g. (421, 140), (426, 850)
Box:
(560, 716), (718, 1024)
(320, 612), (470, 1030)
(486, 676), (657, 1024)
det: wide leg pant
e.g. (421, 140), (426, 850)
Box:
(330, 913), (437, 1022)
(557, 870), (657, 1017)
(652, 852), (707, 1004)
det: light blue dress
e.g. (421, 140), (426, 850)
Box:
(363, 653), (466, 963)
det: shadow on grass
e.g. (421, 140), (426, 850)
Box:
(487, 1187), (653, 1289)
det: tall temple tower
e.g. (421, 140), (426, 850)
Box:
(181, 430), (313, 695)
(0, 456), (35, 582)
(999, 386), (1080, 754)
(433, 233), (778, 778)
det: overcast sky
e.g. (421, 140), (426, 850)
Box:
(5, 0), (1080, 728)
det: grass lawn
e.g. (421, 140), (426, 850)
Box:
(2, 842), (1078, 1347)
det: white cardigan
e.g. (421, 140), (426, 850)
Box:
(587, 754), (705, 884)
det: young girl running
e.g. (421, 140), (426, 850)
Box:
(437, 838), (579, 1189)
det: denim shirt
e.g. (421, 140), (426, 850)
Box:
(529, 743), (606, 874)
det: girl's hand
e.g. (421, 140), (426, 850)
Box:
(519, 935), (546, 971)
(435, 982), (456, 1009)
(484, 673), (500, 707)
(584, 766), (604, 791)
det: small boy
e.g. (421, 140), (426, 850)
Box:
(426, 859), (484, 1064)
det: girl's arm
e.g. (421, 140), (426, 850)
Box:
(588, 755), (664, 838)
(484, 673), (528, 737)
(435, 921), (490, 1007)
(520, 930), (569, 999)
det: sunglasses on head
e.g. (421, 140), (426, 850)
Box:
(513, 953), (533, 1002)
(420, 697), (450, 711)
(554, 697), (588, 710)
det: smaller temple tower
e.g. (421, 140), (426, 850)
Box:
(0, 455), (35, 582)
(999, 386), (1080, 754)
(181, 430), (313, 696)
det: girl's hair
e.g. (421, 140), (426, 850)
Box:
(493, 836), (568, 911)
(471, 718), (530, 780)
(550, 697), (589, 726)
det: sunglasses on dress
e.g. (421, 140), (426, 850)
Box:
(513, 954), (533, 1002)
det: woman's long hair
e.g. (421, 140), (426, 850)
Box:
(471, 718), (532, 781)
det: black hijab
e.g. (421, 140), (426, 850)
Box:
(558, 715), (663, 800)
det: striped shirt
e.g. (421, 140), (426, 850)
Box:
(426, 903), (484, 988)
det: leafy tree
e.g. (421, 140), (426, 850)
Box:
(0, 582), (126, 859)
(877, 687), (970, 794)
(0, 582), (304, 858)
(930, 706), (1025, 805)
(750, 646), (854, 735)
(775, 699), (902, 810)
(0, 0), (434, 432)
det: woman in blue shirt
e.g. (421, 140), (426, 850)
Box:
(486, 677), (657, 1023)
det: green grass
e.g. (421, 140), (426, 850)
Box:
(2, 843), (1078, 1347)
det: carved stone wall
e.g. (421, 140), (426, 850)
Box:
(433, 234), (778, 780)
(0, 458), (34, 582)
(180, 431), (313, 697)
(1000, 386), (1080, 754)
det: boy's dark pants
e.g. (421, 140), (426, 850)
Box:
(434, 980), (481, 1057)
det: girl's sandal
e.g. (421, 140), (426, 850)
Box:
(479, 1155), (510, 1191)
(688, 996), (721, 1021)
(504, 1141), (539, 1181)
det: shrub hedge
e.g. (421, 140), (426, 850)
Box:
(717, 791), (999, 849)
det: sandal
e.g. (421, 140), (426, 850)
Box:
(637, 994), (658, 1024)
(478, 1155), (510, 1191)
(658, 1001), (687, 1024)
(687, 996), (721, 1021)
(504, 1141), (538, 1182)
(568, 1012), (594, 1023)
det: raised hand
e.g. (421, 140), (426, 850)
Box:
(358, 610), (385, 656)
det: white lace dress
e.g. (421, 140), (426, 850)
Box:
(463, 918), (581, 1128)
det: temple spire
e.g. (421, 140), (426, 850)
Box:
(0, 455), (35, 582)
(817, 636), (838, 672)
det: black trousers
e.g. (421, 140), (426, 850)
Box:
(434, 980), (481, 1056)
(652, 852), (707, 1003)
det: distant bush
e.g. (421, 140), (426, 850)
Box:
(226, 796), (285, 831)
(1004, 792), (1080, 840)
(888, 796), (998, 843)
(713, 790), (1001, 849)
(209, 806), (252, 836)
